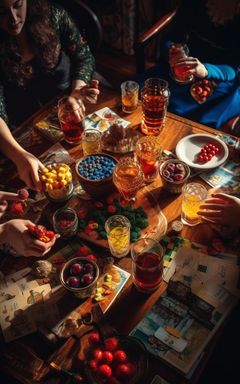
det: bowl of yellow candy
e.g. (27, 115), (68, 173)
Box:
(40, 162), (73, 202)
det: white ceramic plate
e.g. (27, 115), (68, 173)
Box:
(175, 133), (229, 170)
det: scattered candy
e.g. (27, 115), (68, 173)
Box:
(9, 201), (26, 215)
(17, 188), (29, 200)
(27, 224), (56, 243)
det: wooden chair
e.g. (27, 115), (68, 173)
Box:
(55, 0), (103, 55)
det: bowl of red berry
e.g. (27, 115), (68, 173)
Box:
(159, 159), (190, 194)
(175, 133), (229, 170)
(60, 257), (99, 299)
(85, 333), (148, 384)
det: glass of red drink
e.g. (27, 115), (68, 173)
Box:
(169, 43), (194, 84)
(131, 238), (163, 293)
(58, 96), (84, 145)
(135, 136), (162, 183)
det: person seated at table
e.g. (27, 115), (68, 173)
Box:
(198, 192), (240, 232)
(139, 0), (240, 132)
(0, 190), (57, 256)
(0, 0), (99, 130)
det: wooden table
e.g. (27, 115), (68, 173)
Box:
(0, 86), (239, 384)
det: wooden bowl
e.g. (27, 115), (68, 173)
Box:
(75, 154), (118, 198)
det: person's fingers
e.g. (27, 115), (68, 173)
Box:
(199, 203), (224, 210)
(200, 198), (226, 206)
(212, 193), (236, 202)
(198, 210), (222, 218)
(0, 191), (22, 201)
(200, 216), (221, 224)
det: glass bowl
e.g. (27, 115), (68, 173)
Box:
(84, 334), (149, 384)
(159, 159), (190, 194)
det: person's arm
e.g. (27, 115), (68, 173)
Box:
(0, 118), (43, 190)
(0, 219), (57, 257)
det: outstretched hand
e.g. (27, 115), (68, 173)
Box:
(14, 150), (44, 191)
(198, 193), (240, 229)
(71, 79), (100, 104)
(3, 219), (57, 257)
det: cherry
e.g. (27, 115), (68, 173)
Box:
(86, 254), (97, 263)
(87, 359), (98, 371)
(66, 276), (80, 288)
(70, 263), (83, 275)
(98, 364), (112, 379)
(92, 348), (103, 360)
(88, 332), (100, 345)
(115, 363), (132, 378)
(104, 337), (119, 351)
(83, 263), (94, 274)
(113, 349), (127, 363)
(81, 273), (94, 286)
(102, 351), (113, 364)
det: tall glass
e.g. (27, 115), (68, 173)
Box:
(105, 215), (131, 258)
(121, 80), (139, 113)
(113, 157), (144, 203)
(82, 129), (101, 155)
(58, 96), (85, 145)
(141, 78), (170, 136)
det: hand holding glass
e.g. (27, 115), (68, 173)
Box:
(58, 96), (85, 145)
(181, 183), (208, 226)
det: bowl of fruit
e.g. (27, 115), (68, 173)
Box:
(85, 333), (148, 384)
(60, 257), (99, 299)
(159, 159), (190, 194)
(75, 154), (117, 198)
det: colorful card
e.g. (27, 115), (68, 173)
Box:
(84, 107), (130, 132)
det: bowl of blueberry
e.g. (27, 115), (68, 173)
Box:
(60, 257), (99, 299)
(75, 154), (118, 198)
(159, 159), (190, 194)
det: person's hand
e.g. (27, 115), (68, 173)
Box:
(61, 95), (86, 123)
(171, 56), (208, 79)
(198, 193), (240, 229)
(3, 219), (57, 257)
(0, 190), (26, 218)
(71, 79), (100, 105)
(14, 150), (44, 191)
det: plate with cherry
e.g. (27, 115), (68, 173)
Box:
(175, 133), (229, 170)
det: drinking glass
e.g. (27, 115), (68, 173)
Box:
(135, 136), (162, 182)
(121, 80), (139, 113)
(131, 238), (164, 293)
(169, 43), (194, 84)
(58, 96), (85, 145)
(113, 157), (144, 203)
(82, 129), (101, 155)
(141, 78), (170, 136)
(181, 183), (208, 226)
(105, 215), (131, 258)
(53, 207), (78, 238)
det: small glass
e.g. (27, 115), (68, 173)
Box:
(169, 43), (194, 84)
(82, 129), (101, 155)
(113, 157), (144, 203)
(141, 78), (170, 136)
(135, 136), (162, 182)
(181, 183), (208, 226)
(53, 207), (78, 238)
(121, 80), (139, 113)
(131, 238), (164, 293)
(105, 215), (131, 258)
(58, 96), (85, 145)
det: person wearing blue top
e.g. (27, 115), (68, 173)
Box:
(139, 0), (240, 132)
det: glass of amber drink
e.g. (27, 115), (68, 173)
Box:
(141, 78), (170, 136)
(82, 129), (101, 155)
(181, 183), (207, 226)
(135, 136), (162, 182)
(121, 81), (139, 113)
(113, 157), (144, 203)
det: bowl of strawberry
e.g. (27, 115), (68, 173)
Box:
(159, 159), (190, 194)
(60, 257), (99, 299)
(85, 333), (148, 384)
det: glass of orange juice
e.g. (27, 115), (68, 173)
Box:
(181, 183), (207, 226)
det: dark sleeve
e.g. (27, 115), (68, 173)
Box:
(0, 83), (8, 124)
(52, 4), (95, 84)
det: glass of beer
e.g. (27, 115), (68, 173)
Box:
(82, 129), (101, 155)
(113, 157), (144, 203)
(141, 78), (170, 136)
(58, 96), (85, 145)
(181, 183), (208, 226)
(121, 80), (139, 113)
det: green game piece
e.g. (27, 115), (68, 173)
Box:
(99, 230), (107, 239)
